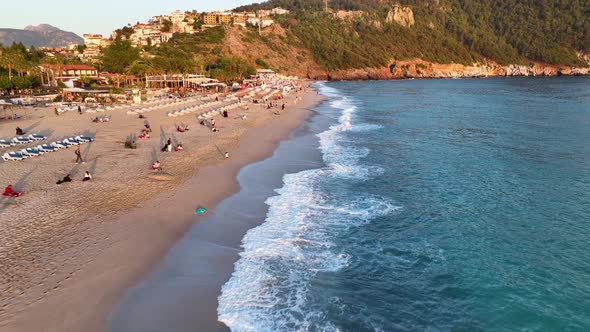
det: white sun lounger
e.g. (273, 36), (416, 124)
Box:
(38, 144), (56, 152)
(2, 152), (25, 161)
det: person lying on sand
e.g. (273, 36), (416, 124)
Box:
(174, 143), (183, 152)
(82, 171), (92, 182)
(151, 160), (162, 171)
(56, 174), (72, 185)
(125, 140), (137, 149)
(3, 185), (22, 197)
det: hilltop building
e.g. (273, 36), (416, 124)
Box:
(82, 7), (288, 55)
(82, 34), (111, 58)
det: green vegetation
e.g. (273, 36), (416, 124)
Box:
(96, 27), (254, 80)
(1, 0), (587, 90)
(0, 42), (47, 92)
(113, 25), (134, 40)
(161, 19), (173, 33)
(256, 58), (270, 68)
(238, 0), (590, 68)
(99, 39), (140, 73)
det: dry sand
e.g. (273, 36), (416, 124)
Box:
(0, 83), (321, 331)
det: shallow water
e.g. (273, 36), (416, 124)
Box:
(219, 77), (590, 331)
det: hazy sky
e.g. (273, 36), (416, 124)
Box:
(3, 0), (257, 37)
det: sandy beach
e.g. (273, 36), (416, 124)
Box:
(0, 83), (321, 332)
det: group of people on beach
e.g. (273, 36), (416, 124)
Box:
(3, 83), (307, 207)
(161, 138), (183, 153)
(91, 116), (110, 123)
(176, 124), (189, 132)
(56, 171), (92, 184)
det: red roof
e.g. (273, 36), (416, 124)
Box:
(42, 64), (97, 71)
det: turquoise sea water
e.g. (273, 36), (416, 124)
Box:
(218, 77), (590, 331)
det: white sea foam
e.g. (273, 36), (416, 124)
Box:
(218, 82), (401, 331)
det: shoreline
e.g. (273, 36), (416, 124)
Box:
(0, 82), (323, 331)
(108, 86), (332, 331)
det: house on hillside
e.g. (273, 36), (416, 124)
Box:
(270, 7), (290, 15)
(82, 34), (111, 58)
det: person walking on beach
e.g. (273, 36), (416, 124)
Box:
(78, 105), (82, 115)
(225, 151), (229, 159)
(75, 146), (84, 164)
(54, 107), (59, 116)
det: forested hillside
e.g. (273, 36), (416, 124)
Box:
(1, 0), (588, 92)
(237, 0), (590, 69)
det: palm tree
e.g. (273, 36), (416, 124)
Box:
(0, 48), (25, 80)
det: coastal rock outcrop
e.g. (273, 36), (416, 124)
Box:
(318, 59), (590, 81)
(387, 5), (415, 28)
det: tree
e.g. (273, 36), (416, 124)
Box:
(193, 17), (204, 30)
(100, 40), (140, 73)
(161, 19), (173, 32)
(0, 48), (25, 79)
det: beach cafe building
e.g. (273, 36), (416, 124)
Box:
(40, 64), (99, 88)
(145, 74), (219, 89)
(256, 69), (276, 81)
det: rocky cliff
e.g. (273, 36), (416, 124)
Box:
(305, 59), (590, 81)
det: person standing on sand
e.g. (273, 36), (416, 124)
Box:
(225, 152), (229, 159)
(75, 146), (84, 164)
(54, 107), (59, 116)
(282, 103), (285, 111)
(78, 105), (82, 115)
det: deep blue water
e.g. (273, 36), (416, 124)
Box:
(218, 77), (590, 331)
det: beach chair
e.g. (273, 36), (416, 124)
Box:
(12, 137), (31, 144)
(53, 141), (70, 149)
(25, 147), (43, 156)
(38, 144), (56, 152)
(2, 152), (25, 161)
(21, 148), (39, 157)
(51, 141), (68, 149)
(78, 135), (93, 142)
(63, 138), (81, 146)
(0, 139), (14, 148)
(28, 133), (46, 141)
(12, 151), (27, 159)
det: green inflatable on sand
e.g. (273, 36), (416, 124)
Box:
(194, 207), (207, 215)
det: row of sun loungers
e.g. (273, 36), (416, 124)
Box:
(195, 102), (241, 120)
(168, 100), (223, 118)
(2, 135), (93, 161)
(125, 96), (207, 115)
(0, 134), (47, 147)
(169, 96), (241, 118)
(123, 94), (220, 116)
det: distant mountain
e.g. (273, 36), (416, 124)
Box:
(0, 24), (83, 48)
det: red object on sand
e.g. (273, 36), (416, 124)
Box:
(3, 186), (22, 197)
